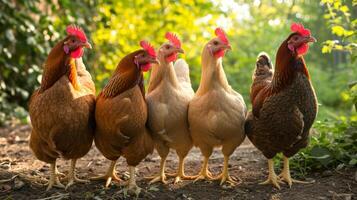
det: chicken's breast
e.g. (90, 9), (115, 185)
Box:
(29, 76), (95, 163)
(189, 88), (246, 149)
(246, 73), (317, 159)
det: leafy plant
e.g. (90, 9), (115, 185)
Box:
(288, 116), (357, 177)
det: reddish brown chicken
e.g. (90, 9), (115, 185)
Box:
(29, 25), (94, 190)
(245, 23), (317, 189)
(93, 41), (157, 193)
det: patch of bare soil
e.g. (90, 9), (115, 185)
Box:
(0, 125), (355, 200)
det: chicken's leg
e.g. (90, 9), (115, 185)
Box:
(147, 157), (168, 184)
(193, 156), (214, 182)
(65, 159), (89, 189)
(46, 160), (65, 191)
(91, 160), (122, 188)
(278, 156), (315, 187)
(173, 156), (196, 184)
(124, 166), (141, 195)
(259, 159), (282, 189)
(214, 155), (239, 186)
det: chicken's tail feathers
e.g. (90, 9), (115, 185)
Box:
(174, 59), (191, 84)
(244, 112), (255, 136)
(256, 52), (272, 69)
(174, 59), (194, 95)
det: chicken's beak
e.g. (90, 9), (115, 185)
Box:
(224, 44), (232, 51)
(151, 57), (159, 64)
(176, 47), (184, 54)
(305, 36), (317, 43)
(83, 42), (92, 49)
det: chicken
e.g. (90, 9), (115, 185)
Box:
(146, 32), (194, 184)
(93, 41), (157, 193)
(250, 52), (273, 104)
(245, 23), (317, 189)
(188, 28), (246, 186)
(29, 25), (94, 190)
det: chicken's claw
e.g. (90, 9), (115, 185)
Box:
(148, 174), (167, 184)
(46, 175), (65, 191)
(90, 160), (122, 188)
(278, 156), (315, 188)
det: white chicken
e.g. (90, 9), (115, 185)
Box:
(146, 32), (195, 184)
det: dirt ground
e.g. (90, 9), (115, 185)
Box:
(0, 124), (355, 200)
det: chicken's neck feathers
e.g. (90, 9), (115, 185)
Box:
(148, 59), (179, 92)
(101, 50), (145, 98)
(39, 39), (76, 93)
(271, 40), (310, 93)
(197, 50), (230, 95)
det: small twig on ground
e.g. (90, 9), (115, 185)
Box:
(35, 193), (69, 200)
(0, 174), (18, 183)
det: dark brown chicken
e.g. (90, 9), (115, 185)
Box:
(245, 23), (317, 189)
(29, 25), (94, 190)
(92, 41), (157, 193)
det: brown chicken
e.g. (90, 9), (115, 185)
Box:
(250, 52), (273, 103)
(93, 41), (157, 193)
(188, 28), (246, 185)
(245, 23), (318, 189)
(29, 25), (94, 190)
(146, 33), (195, 184)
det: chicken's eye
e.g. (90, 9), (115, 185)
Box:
(71, 39), (75, 43)
(165, 45), (170, 49)
(213, 41), (219, 45)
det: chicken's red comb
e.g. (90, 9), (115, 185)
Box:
(66, 25), (87, 42)
(165, 32), (181, 48)
(290, 23), (311, 37)
(215, 27), (229, 45)
(140, 40), (156, 58)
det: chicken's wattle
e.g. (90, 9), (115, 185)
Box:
(214, 49), (225, 58)
(166, 53), (177, 62)
(141, 63), (152, 72)
(296, 44), (309, 55)
(71, 48), (84, 58)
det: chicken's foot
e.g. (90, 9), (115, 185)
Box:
(46, 161), (65, 191)
(65, 159), (89, 189)
(214, 155), (241, 186)
(169, 157), (196, 184)
(259, 159), (283, 189)
(193, 156), (214, 183)
(123, 166), (141, 196)
(147, 158), (168, 184)
(91, 160), (122, 188)
(278, 156), (315, 187)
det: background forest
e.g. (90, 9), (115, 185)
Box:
(0, 0), (356, 175)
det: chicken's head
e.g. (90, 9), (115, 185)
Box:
(135, 40), (158, 72)
(287, 23), (316, 56)
(63, 25), (91, 59)
(158, 32), (184, 63)
(206, 27), (231, 59)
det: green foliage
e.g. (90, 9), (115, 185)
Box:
(321, 0), (356, 57)
(289, 116), (357, 177)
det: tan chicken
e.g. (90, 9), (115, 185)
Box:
(93, 41), (157, 193)
(146, 32), (195, 184)
(188, 28), (246, 185)
(29, 25), (94, 190)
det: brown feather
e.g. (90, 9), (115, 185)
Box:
(252, 35), (310, 117)
(100, 50), (145, 98)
